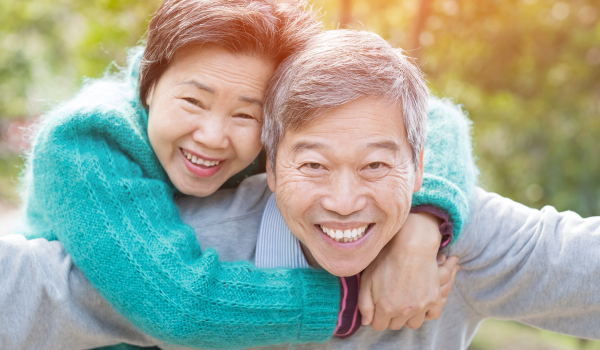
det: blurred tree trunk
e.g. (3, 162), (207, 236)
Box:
(340, 0), (352, 26)
(409, 0), (432, 60)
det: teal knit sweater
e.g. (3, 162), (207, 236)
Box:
(20, 52), (476, 349)
(415, 97), (478, 241)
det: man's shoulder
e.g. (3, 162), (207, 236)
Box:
(176, 174), (270, 228)
(448, 187), (543, 259)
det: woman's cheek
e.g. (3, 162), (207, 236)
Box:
(232, 122), (263, 162)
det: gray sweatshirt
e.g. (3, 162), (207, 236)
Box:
(1, 174), (599, 350)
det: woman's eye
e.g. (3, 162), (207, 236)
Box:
(183, 97), (204, 109)
(235, 113), (255, 120)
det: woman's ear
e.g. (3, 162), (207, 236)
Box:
(266, 159), (276, 192)
(146, 84), (155, 107)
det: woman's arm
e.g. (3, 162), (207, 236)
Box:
(21, 80), (340, 349)
(412, 97), (479, 242)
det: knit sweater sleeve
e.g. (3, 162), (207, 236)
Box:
(411, 97), (478, 242)
(21, 82), (339, 349)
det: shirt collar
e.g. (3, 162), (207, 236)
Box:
(255, 193), (311, 269)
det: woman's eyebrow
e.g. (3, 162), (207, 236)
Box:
(177, 80), (261, 106)
(239, 96), (263, 107)
(178, 80), (215, 94)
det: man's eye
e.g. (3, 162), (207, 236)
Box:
(306, 163), (323, 170)
(367, 162), (383, 170)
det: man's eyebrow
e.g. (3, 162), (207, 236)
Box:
(239, 96), (263, 107)
(366, 141), (400, 152)
(178, 80), (215, 94)
(291, 141), (330, 154)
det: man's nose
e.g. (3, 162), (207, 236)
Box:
(192, 113), (230, 150)
(321, 172), (367, 216)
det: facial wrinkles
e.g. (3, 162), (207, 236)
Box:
(379, 153), (415, 228)
(177, 59), (269, 100)
(271, 98), (420, 275)
(157, 83), (233, 158)
(165, 60), (266, 149)
(147, 45), (272, 198)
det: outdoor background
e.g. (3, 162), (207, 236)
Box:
(0, 0), (599, 348)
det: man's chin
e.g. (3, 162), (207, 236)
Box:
(316, 257), (370, 277)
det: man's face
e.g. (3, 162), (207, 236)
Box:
(267, 97), (424, 276)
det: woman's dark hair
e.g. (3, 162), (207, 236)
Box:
(139, 0), (320, 110)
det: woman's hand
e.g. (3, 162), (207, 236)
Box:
(358, 212), (460, 331)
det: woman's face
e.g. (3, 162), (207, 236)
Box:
(147, 44), (276, 197)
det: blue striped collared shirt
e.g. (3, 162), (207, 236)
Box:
(255, 193), (311, 269)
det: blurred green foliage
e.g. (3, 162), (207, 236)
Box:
(311, 0), (600, 216)
(0, 0), (159, 118)
(2, 0), (598, 216)
(471, 319), (600, 350)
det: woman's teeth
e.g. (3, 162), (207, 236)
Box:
(319, 224), (369, 243)
(183, 150), (221, 167)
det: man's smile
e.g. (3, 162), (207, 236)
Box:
(318, 223), (373, 243)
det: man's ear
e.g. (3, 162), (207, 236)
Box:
(413, 145), (425, 193)
(266, 159), (276, 192)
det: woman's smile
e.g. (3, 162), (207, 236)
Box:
(180, 148), (226, 178)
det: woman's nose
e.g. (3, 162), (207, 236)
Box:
(192, 113), (230, 150)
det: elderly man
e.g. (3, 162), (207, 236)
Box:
(2, 30), (600, 350)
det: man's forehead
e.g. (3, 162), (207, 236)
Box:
(294, 97), (404, 132)
(290, 139), (401, 155)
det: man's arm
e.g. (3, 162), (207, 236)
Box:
(0, 234), (157, 350)
(449, 188), (600, 340)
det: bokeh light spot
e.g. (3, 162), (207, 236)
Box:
(442, 0), (458, 16)
(578, 6), (597, 25)
(419, 31), (435, 47)
(551, 2), (570, 21)
(586, 48), (600, 66)
(526, 184), (544, 202)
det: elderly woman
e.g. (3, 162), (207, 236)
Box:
(19, 0), (473, 348)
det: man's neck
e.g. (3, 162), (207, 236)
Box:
(300, 242), (321, 268)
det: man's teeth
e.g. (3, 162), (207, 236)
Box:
(183, 150), (220, 167)
(319, 224), (369, 243)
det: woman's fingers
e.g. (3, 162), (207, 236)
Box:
(438, 255), (459, 286)
(358, 277), (375, 326)
(441, 264), (460, 299)
(404, 311), (426, 330)
(437, 252), (447, 266)
(425, 297), (448, 320)
(425, 259), (460, 321)
(369, 299), (399, 331)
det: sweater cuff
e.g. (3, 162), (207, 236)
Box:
(410, 205), (453, 250)
(297, 270), (341, 343)
(333, 274), (362, 339)
(412, 174), (470, 243)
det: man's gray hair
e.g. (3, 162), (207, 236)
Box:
(262, 30), (429, 169)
